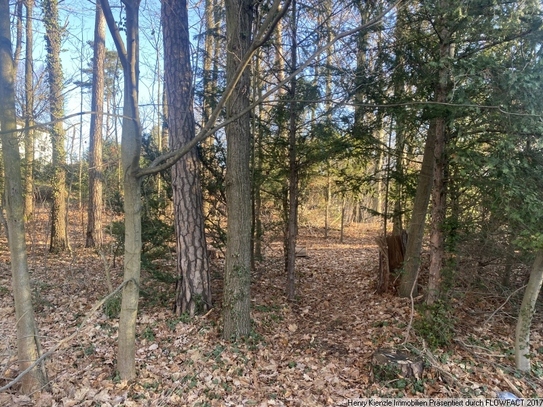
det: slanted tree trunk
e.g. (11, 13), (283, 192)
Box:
(0, 0), (48, 392)
(515, 250), (543, 372)
(43, 0), (68, 253)
(398, 120), (436, 297)
(23, 0), (34, 220)
(222, 0), (253, 339)
(86, 1), (106, 248)
(162, 0), (211, 317)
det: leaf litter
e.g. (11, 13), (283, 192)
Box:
(0, 217), (542, 406)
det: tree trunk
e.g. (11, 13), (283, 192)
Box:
(162, 0), (211, 317)
(0, 0), (48, 392)
(222, 0), (253, 339)
(100, 0), (142, 380)
(398, 120), (436, 297)
(44, 0), (68, 253)
(426, 116), (447, 305)
(340, 196), (346, 244)
(251, 49), (264, 267)
(86, 1), (106, 248)
(515, 250), (543, 372)
(286, 0), (298, 301)
(324, 166), (331, 238)
(426, 25), (451, 306)
(23, 0), (34, 220)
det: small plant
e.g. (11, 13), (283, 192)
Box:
(413, 300), (454, 348)
(103, 293), (122, 319)
(141, 326), (155, 341)
(84, 345), (95, 356)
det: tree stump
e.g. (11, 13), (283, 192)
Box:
(376, 230), (407, 294)
(371, 348), (424, 382)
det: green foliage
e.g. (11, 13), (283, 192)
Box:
(106, 134), (176, 283)
(141, 326), (155, 341)
(414, 301), (455, 349)
(103, 293), (121, 319)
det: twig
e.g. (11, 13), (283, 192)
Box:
(422, 345), (457, 386)
(500, 372), (525, 398)
(0, 279), (132, 392)
(483, 284), (526, 325)
(403, 268), (421, 344)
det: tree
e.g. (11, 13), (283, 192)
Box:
(162, 0), (211, 316)
(23, 0), (34, 220)
(86, 1), (106, 248)
(515, 250), (543, 371)
(43, 0), (69, 253)
(222, 0), (254, 339)
(0, 0), (48, 392)
(285, 0), (298, 301)
(100, 0), (143, 380)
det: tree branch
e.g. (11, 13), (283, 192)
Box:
(137, 0), (404, 178)
(99, 0), (129, 70)
(0, 280), (133, 392)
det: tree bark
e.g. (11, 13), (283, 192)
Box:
(426, 22), (451, 306)
(23, 0), (34, 220)
(0, 0), (48, 392)
(86, 1), (106, 248)
(222, 0), (253, 339)
(515, 250), (543, 372)
(44, 0), (68, 253)
(162, 0), (211, 317)
(286, 0), (298, 301)
(426, 116), (447, 305)
(398, 120), (436, 297)
(100, 0), (142, 380)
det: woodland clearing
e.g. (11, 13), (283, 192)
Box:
(0, 213), (542, 406)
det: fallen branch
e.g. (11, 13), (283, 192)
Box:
(484, 284), (526, 325)
(0, 279), (133, 392)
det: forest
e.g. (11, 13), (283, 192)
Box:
(1, 0), (543, 404)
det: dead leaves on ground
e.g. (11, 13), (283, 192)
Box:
(0, 222), (542, 406)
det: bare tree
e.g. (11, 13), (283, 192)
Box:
(23, 0), (35, 220)
(86, 1), (106, 248)
(100, 0), (143, 380)
(0, 0), (48, 392)
(43, 0), (69, 252)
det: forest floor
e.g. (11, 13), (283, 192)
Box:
(0, 212), (542, 406)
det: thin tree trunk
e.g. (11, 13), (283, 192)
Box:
(44, 0), (69, 253)
(162, 0), (211, 317)
(340, 196), (346, 244)
(324, 166), (331, 238)
(426, 116), (447, 305)
(251, 48), (263, 267)
(222, 0), (253, 339)
(86, 1), (106, 248)
(426, 26), (451, 306)
(13, 0), (23, 66)
(0, 1), (48, 392)
(23, 0), (34, 220)
(398, 120), (437, 297)
(286, 0), (298, 301)
(101, 0), (142, 380)
(515, 250), (543, 372)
